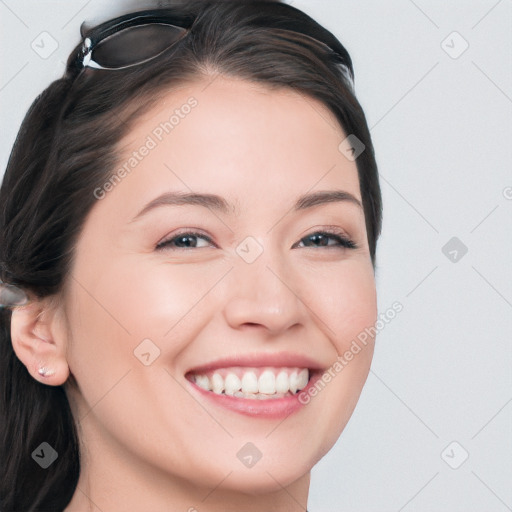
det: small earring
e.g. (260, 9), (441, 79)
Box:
(38, 366), (55, 378)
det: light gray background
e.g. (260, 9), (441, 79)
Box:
(1, 1), (511, 511)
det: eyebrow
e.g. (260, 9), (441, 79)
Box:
(129, 189), (362, 223)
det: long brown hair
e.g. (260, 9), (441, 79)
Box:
(0, 1), (382, 509)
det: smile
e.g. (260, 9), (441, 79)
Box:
(186, 366), (310, 399)
(184, 353), (325, 418)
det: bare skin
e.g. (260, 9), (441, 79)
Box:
(11, 75), (377, 511)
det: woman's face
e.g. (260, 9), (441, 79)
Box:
(63, 76), (377, 494)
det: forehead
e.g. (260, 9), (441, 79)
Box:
(101, 75), (362, 223)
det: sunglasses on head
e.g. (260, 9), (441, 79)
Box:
(70, 6), (353, 80)
(74, 11), (194, 71)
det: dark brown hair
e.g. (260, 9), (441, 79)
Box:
(0, 1), (382, 509)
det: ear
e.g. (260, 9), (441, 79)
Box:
(10, 297), (70, 386)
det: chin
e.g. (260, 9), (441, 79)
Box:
(220, 468), (309, 496)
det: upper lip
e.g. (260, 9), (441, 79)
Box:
(185, 352), (326, 375)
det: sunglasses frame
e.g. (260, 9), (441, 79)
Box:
(76, 10), (195, 71)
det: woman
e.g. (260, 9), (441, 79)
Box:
(0, 1), (382, 510)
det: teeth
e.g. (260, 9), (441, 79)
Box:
(298, 369), (308, 389)
(211, 373), (224, 394)
(258, 370), (275, 394)
(241, 371), (258, 393)
(192, 367), (310, 397)
(224, 373), (241, 396)
(194, 374), (211, 391)
(289, 371), (299, 393)
(275, 371), (289, 393)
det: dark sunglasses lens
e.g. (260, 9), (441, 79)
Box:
(93, 23), (187, 68)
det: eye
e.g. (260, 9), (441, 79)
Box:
(156, 230), (215, 250)
(294, 228), (357, 250)
(155, 228), (357, 251)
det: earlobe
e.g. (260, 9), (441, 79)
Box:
(10, 300), (70, 386)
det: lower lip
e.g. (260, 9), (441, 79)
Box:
(186, 372), (322, 419)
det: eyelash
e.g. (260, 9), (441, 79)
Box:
(156, 228), (357, 251)
(294, 229), (357, 250)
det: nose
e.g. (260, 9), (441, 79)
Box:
(222, 249), (307, 336)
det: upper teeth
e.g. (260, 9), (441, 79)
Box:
(191, 367), (309, 396)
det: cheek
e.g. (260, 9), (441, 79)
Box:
(302, 259), (377, 351)
(294, 261), (376, 459)
(88, 255), (227, 339)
